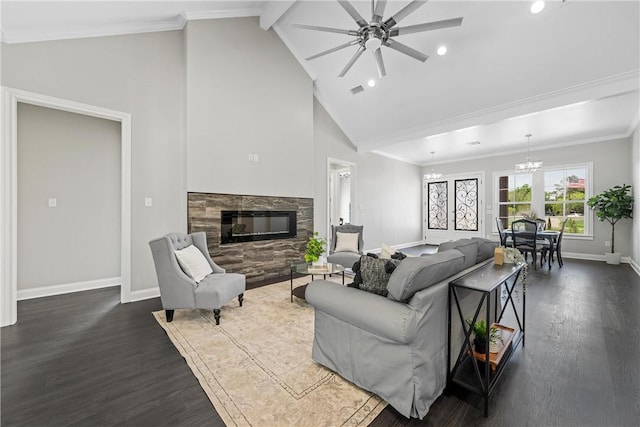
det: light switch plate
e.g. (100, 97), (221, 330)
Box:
(48, 198), (57, 208)
(145, 197), (152, 207)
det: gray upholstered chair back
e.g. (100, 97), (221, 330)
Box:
(149, 231), (245, 324)
(330, 223), (364, 254)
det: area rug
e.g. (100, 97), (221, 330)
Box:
(152, 277), (387, 426)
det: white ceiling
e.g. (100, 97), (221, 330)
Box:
(2, 0), (639, 166)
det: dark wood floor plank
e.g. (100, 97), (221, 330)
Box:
(2, 259), (639, 426)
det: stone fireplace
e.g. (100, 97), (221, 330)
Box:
(187, 193), (313, 283)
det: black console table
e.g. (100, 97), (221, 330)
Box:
(447, 262), (525, 417)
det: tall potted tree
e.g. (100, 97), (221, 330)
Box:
(587, 184), (634, 265)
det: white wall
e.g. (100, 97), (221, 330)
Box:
(17, 103), (120, 289)
(185, 18), (314, 198)
(2, 31), (186, 292)
(422, 137), (634, 257)
(313, 98), (423, 251)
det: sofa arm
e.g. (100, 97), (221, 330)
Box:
(306, 280), (417, 344)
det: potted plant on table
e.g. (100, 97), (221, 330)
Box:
(305, 232), (326, 266)
(587, 184), (634, 265)
(467, 319), (502, 354)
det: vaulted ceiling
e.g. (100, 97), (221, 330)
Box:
(2, 1), (639, 166)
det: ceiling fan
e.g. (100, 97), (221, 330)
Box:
(293, 0), (463, 78)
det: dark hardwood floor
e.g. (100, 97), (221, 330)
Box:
(2, 258), (639, 426)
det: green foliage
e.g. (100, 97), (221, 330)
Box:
(587, 184), (634, 253)
(304, 232), (326, 262)
(466, 320), (501, 344)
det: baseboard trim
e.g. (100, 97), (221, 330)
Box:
(17, 277), (121, 301)
(629, 258), (640, 277)
(562, 252), (631, 263)
(364, 240), (428, 254)
(129, 287), (160, 302)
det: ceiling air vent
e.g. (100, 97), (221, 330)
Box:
(466, 140), (481, 146)
(350, 85), (364, 95)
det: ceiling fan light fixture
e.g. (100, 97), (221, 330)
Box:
(367, 79), (376, 87)
(437, 46), (447, 56)
(365, 37), (382, 51)
(530, 1), (545, 14)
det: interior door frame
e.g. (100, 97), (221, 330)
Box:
(423, 171), (485, 245)
(326, 157), (356, 244)
(1, 87), (132, 326)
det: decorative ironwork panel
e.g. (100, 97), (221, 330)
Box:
(428, 181), (448, 230)
(454, 179), (478, 231)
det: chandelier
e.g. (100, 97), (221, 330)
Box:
(515, 134), (543, 173)
(424, 151), (442, 181)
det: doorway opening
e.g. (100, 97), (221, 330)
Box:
(327, 158), (356, 248)
(1, 87), (132, 326)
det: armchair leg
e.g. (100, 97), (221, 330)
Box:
(213, 309), (221, 325)
(165, 310), (174, 322)
(238, 293), (244, 307)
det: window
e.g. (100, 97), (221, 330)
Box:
(543, 167), (587, 234)
(496, 174), (533, 228)
(494, 163), (592, 236)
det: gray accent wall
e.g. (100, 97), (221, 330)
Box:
(2, 31), (186, 292)
(17, 103), (120, 288)
(422, 137), (634, 258)
(313, 98), (423, 250)
(184, 18), (314, 198)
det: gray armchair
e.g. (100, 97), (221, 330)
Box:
(149, 232), (245, 325)
(326, 224), (364, 269)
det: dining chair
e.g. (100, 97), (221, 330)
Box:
(544, 218), (568, 268)
(535, 218), (546, 231)
(495, 218), (512, 247)
(510, 219), (548, 269)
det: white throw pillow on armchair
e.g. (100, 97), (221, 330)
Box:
(334, 231), (359, 253)
(174, 245), (213, 283)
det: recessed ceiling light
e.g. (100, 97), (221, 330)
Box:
(437, 46), (447, 56)
(367, 79), (376, 88)
(531, 1), (545, 14)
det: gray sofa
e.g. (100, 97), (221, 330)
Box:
(306, 237), (498, 419)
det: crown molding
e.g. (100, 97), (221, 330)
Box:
(182, 9), (261, 21)
(355, 69), (640, 153)
(2, 8), (262, 44)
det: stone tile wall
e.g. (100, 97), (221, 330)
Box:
(187, 192), (313, 283)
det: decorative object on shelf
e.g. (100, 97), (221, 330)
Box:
(424, 151), (443, 181)
(493, 247), (504, 265)
(587, 184), (634, 265)
(503, 247), (528, 292)
(293, 0), (464, 78)
(305, 231), (327, 264)
(515, 134), (543, 173)
(466, 319), (502, 354)
(521, 210), (539, 220)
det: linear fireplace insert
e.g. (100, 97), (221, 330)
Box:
(221, 210), (297, 244)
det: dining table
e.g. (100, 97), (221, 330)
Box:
(504, 228), (561, 269)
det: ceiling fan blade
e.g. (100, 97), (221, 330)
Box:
(292, 23), (358, 36)
(390, 17), (464, 36)
(373, 48), (387, 78)
(338, 1), (368, 28)
(306, 40), (359, 60)
(338, 45), (366, 77)
(373, 0), (387, 22)
(383, 39), (429, 62)
(384, 0), (429, 29)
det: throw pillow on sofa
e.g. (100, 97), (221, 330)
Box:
(472, 237), (500, 262)
(438, 239), (478, 270)
(359, 255), (400, 296)
(386, 249), (465, 301)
